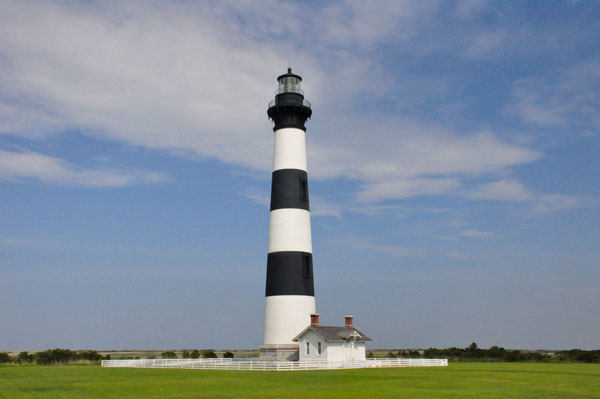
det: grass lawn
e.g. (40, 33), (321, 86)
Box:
(1, 362), (599, 398)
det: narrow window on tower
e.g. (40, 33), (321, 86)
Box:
(318, 342), (322, 356)
(306, 342), (310, 356)
(303, 254), (311, 278)
(300, 177), (308, 202)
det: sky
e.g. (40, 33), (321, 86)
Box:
(1, 0), (599, 351)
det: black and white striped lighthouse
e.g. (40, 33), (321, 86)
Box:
(260, 68), (315, 361)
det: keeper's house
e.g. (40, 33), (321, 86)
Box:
(293, 314), (371, 361)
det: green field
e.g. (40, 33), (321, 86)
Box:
(1, 363), (598, 398)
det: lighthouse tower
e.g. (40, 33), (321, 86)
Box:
(260, 68), (315, 361)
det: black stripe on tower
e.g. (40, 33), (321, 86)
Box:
(267, 93), (312, 131)
(270, 169), (309, 211)
(266, 252), (314, 296)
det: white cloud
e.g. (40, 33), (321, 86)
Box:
(243, 191), (270, 207)
(534, 194), (591, 213)
(356, 177), (460, 203)
(468, 179), (593, 213)
(508, 59), (600, 133)
(309, 119), (540, 203)
(349, 203), (406, 217)
(309, 1), (426, 48)
(0, 150), (165, 187)
(469, 179), (534, 202)
(348, 238), (426, 258)
(466, 30), (507, 59)
(0, 0), (288, 170)
(309, 122), (540, 182)
(0, 1), (546, 204)
(454, 0), (491, 19)
(310, 195), (343, 218)
(508, 81), (569, 128)
(459, 229), (496, 239)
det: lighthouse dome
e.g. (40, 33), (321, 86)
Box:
(276, 68), (304, 95)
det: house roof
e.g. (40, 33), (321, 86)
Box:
(292, 326), (372, 342)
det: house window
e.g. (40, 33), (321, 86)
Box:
(317, 342), (322, 356)
(306, 342), (310, 356)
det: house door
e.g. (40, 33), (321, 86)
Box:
(345, 338), (356, 360)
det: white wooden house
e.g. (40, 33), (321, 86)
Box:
(292, 314), (371, 362)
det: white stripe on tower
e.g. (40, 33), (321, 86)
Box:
(263, 68), (315, 348)
(263, 296), (315, 345)
(273, 128), (307, 171)
(268, 208), (312, 254)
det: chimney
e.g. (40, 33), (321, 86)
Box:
(310, 313), (320, 327)
(344, 315), (354, 328)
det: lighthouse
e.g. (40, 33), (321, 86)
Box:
(260, 68), (315, 361)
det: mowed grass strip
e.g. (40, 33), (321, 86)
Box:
(1, 362), (599, 399)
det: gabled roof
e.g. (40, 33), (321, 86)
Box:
(292, 326), (372, 342)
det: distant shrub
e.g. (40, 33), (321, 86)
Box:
(0, 352), (11, 363)
(35, 349), (78, 365)
(78, 350), (103, 361)
(418, 343), (578, 362)
(397, 350), (420, 358)
(556, 349), (600, 363)
(223, 351), (234, 358)
(17, 351), (33, 363)
(182, 350), (191, 358)
(161, 351), (177, 359)
(367, 352), (374, 359)
(190, 350), (200, 359)
(202, 350), (217, 358)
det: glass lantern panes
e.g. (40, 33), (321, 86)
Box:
(277, 76), (303, 95)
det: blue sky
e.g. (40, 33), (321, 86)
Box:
(1, 1), (599, 351)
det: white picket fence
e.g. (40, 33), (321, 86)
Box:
(101, 357), (447, 371)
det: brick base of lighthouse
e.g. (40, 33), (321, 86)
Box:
(259, 344), (300, 361)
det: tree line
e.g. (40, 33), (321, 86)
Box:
(160, 350), (234, 359)
(0, 349), (106, 365)
(369, 343), (600, 363)
(4, 344), (599, 364)
(0, 348), (236, 365)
